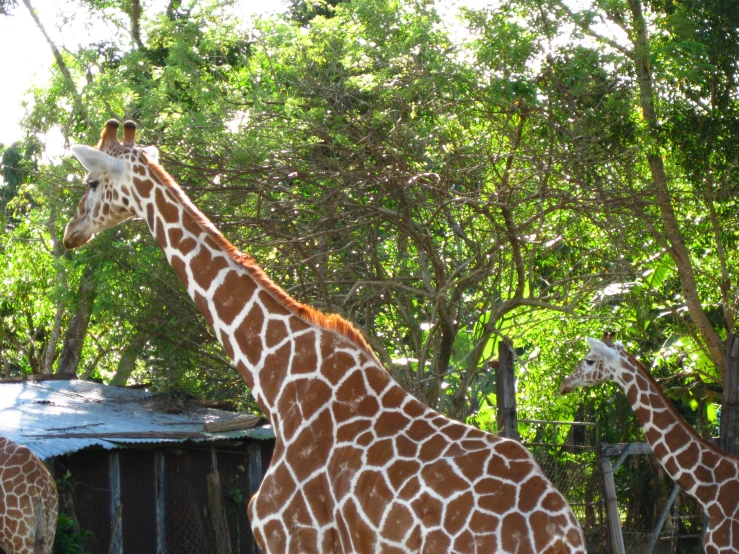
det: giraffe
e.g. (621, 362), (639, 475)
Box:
(560, 337), (739, 554)
(63, 119), (586, 553)
(0, 436), (58, 554)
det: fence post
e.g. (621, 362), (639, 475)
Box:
(206, 471), (233, 554)
(108, 451), (123, 554)
(248, 442), (264, 554)
(154, 451), (167, 554)
(720, 334), (739, 455)
(496, 341), (519, 440)
(600, 452), (625, 554)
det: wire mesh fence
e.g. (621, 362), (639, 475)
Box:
(162, 473), (215, 554)
(609, 453), (704, 554)
(42, 425), (708, 554)
(47, 443), (270, 554)
(517, 419), (705, 554)
(518, 419), (609, 552)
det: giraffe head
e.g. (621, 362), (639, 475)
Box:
(64, 119), (158, 249)
(559, 337), (622, 394)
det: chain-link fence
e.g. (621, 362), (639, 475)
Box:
(52, 441), (271, 554)
(48, 426), (706, 554)
(518, 419), (609, 552)
(517, 419), (705, 554)
(604, 448), (703, 554)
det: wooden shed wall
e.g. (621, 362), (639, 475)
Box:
(53, 439), (275, 554)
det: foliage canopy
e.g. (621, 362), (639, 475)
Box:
(1, 0), (738, 444)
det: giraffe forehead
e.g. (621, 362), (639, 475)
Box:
(100, 142), (133, 156)
(99, 144), (150, 167)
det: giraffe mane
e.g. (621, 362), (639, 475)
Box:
(623, 351), (739, 460)
(143, 155), (381, 364)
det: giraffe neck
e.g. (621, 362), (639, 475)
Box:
(612, 352), (732, 507)
(130, 161), (381, 423)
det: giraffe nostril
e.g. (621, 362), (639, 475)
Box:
(63, 234), (77, 250)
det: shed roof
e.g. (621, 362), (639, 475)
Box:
(0, 379), (274, 460)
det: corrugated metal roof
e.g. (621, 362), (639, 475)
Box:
(0, 379), (274, 460)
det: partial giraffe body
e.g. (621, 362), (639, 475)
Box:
(64, 120), (586, 553)
(561, 338), (739, 554)
(0, 437), (58, 554)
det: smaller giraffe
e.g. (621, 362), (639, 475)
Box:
(0, 437), (58, 554)
(560, 337), (739, 554)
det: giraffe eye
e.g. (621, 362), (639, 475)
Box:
(87, 179), (100, 191)
(585, 359), (595, 366)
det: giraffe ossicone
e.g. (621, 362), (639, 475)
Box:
(0, 437), (58, 554)
(561, 337), (739, 554)
(64, 119), (586, 553)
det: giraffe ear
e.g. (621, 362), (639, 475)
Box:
(587, 337), (617, 360)
(70, 145), (111, 173)
(142, 146), (159, 164)
(71, 145), (125, 177)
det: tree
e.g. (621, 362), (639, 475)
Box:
(5, 0), (738, 445)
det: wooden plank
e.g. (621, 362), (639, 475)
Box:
(203, 415), (262, 433)
(154, 451), (167, 554)
(519, 418), (597, 427)
(248, 443), (264, 554)
(0, 373), (74, 383)
(646, 483), (680, 554)
(26, 431), (210, 439)
(496, 341), (519, 440)
(600, 454), (625, 554)
(108, 452), (123, 554)
(600, 442), (654, 457)
(613, 443), (635, 472)
(206, 472), (233, 554)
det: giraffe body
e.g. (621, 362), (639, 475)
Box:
(64, 120), (586, 553)
(561, 338), (739, 554)
(0, 437), (58, 554)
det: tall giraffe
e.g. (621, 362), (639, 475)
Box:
(560, 337), (739, 554)
(0, 437), (58, 554)
(63, 120), (585, 553)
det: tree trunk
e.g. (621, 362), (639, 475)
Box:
(43, 302), (64, 373)
(109, 335), (145, 387)
(21, 0), (86, 122)
(495, 341), (519, 440)
(420, 305), (457, 411)
(56, 265), (98, 376)
(0, 321), (5, 378)
(43, 147), (68, 373)
(720, 334), (739, 455)
(627, 0), (725, 373)
(130, 0), (145, 49)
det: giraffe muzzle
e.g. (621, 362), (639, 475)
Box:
(62, 226), (93, 250)
(559, 377), (578, 395)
